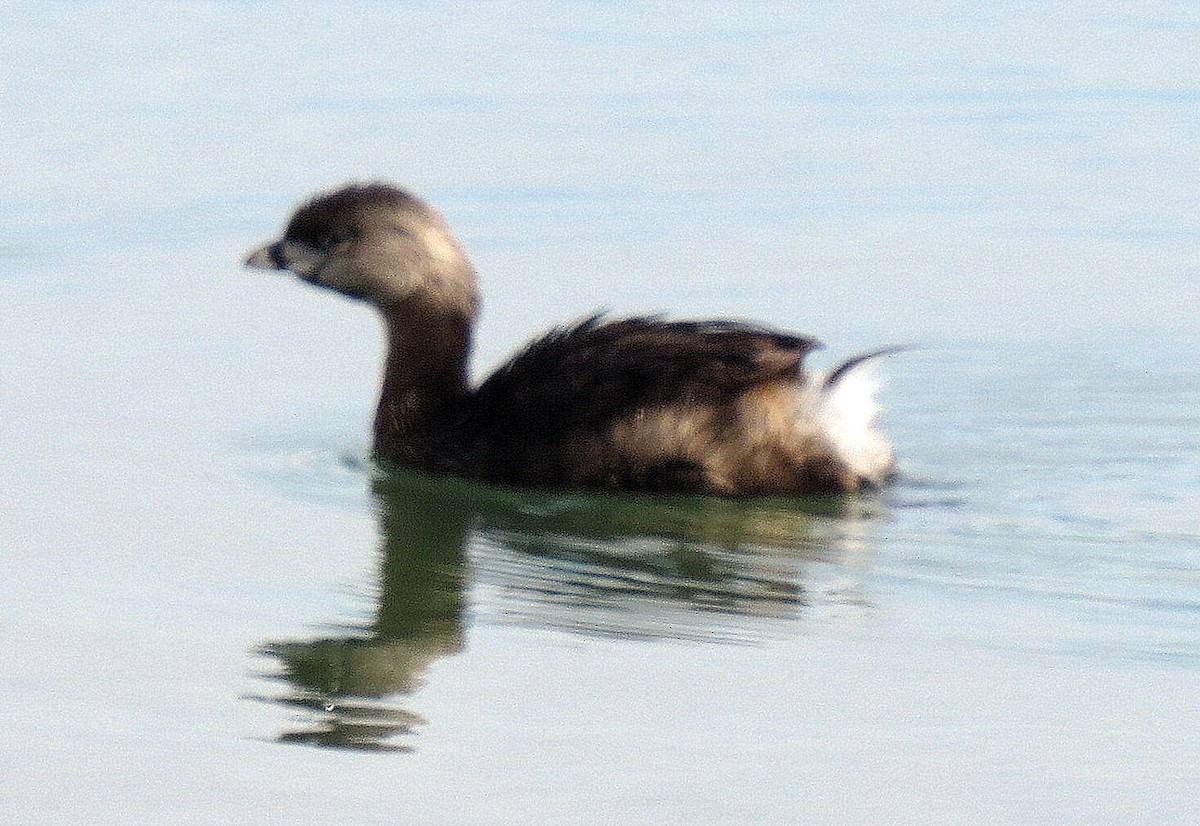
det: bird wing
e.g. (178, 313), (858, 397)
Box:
(468, 314), (820, 438)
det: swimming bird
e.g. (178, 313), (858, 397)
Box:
(244, 183), (896, 496)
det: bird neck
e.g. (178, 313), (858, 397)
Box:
(374, 296), (473, 466)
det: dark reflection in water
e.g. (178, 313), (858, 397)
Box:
(252, 466), (881, 751)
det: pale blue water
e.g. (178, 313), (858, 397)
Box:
(3, 3), (1199, 824)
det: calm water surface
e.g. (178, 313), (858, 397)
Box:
(3, 3), (1200, 824)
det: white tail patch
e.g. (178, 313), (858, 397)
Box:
(816, 364), (894, 485)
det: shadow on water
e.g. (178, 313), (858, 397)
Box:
(251, 465), (885, 752)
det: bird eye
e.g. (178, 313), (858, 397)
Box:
(316, 228), (357, 252)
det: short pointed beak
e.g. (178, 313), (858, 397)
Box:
(244, 241), (285, 270)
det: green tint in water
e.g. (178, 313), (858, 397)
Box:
(255, 467), (883, 751)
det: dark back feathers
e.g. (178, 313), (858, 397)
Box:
(466, 315), (820, 441)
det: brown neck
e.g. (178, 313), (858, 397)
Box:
(373, 296), (472, 467)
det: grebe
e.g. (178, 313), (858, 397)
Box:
(245, 183), (895, 496)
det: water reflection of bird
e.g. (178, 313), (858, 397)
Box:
(255, 468), (878, 751)
(245, 183), (897, 496)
